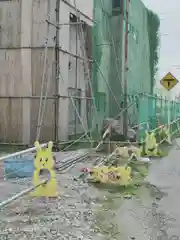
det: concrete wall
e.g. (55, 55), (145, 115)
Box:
(0, 0), (93, 143)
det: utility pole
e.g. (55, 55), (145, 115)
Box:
(55, 0), (60, 143)
(123, 0), (129, 139)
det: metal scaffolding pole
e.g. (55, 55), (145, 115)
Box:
(55, 0), (60, 142)
(123, 0), (129, 139)
(0, 180), (48, 209)
(0, 143), (48, 162)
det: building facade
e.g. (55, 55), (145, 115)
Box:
(0, 0), (93, 143)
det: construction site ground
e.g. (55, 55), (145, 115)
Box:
(0, 141), (180, 239)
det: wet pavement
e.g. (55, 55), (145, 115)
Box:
(101, 138), (180, 240)
(0, 141), (180, 239)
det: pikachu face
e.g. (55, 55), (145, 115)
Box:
(34, 141), (54, 170)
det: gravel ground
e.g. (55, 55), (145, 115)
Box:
(0, 151), (107, 240)
(0, 142), (180, 240)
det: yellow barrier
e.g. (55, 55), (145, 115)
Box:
(31, 141), (58, 197)
(144, 131), (158, 156)
(141, 131), (167, 157)
(89, 165), (132, 186)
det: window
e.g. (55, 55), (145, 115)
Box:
(112, 0), (124, 15)
(112, 0), (120, 9)
(69, 13), (79, 23)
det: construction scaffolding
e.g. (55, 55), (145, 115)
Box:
(0, 0), (94, 144)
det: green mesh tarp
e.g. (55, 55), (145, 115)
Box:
(127, 0), (151, 94)
(92, 0), (180, 139)
(92, 0), (153, 132)
(92, 0), (112, 132)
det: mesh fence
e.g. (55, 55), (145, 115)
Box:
(138, 94), (180, 139)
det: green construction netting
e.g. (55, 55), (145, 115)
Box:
(91, 0), (180, 139)
(92, 0), (155, 133)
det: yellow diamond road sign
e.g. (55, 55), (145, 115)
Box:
(160, 72), (179, 91)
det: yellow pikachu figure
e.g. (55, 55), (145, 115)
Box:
(31, 141), (58, 197)
(90, 166), (132, 186)
(114, 166), (132, 186)
(90, 166), (104, 182)
(144, 131), (158, 156)
(95, 166), (109, 183)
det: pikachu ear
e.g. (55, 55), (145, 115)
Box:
(48, 141), (53, 151)
(34, 141), (41, 151)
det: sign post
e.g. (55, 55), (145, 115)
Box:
(160, 72), (179, 143)
(167, 93), (171, 143)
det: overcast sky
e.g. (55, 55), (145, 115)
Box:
(142, 0), (180, 97)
